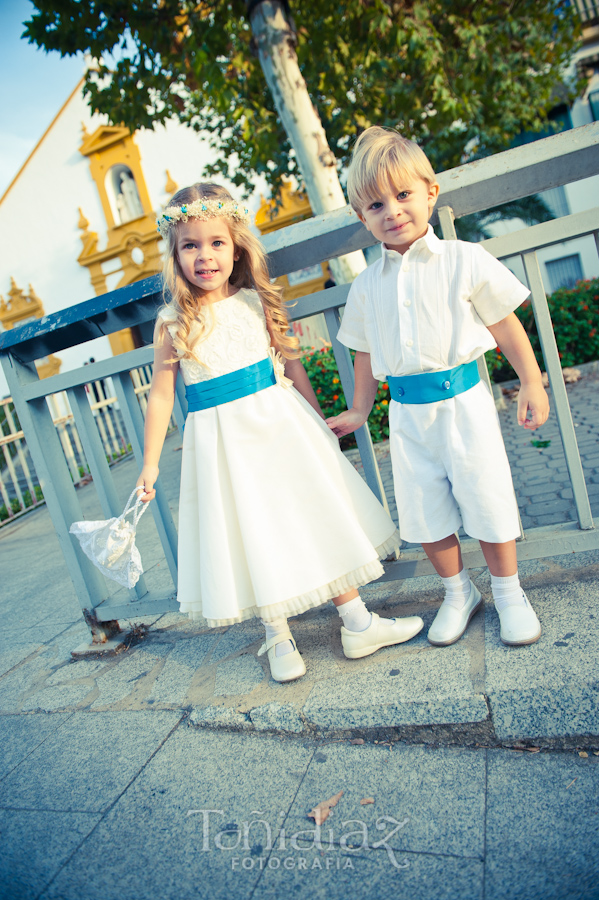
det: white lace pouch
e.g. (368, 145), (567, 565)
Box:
(69, 488), (149, 588)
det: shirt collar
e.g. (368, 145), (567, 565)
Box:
(381, 225), (443, 269)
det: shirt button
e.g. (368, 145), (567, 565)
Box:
(403, 299), (412, 307)
(406, 339), (414, 347)
(403, 265), (410, 272)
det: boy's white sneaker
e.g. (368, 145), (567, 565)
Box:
(428, 583), (482, 646)
(258, 632), (306, 682)
(496, 593), (541, 645)
(341, 612), (424, 659)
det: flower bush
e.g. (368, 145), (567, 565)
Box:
(302, 345), (391, 449)
(0, 485), (43, 523)
(485, 277), (599, 382)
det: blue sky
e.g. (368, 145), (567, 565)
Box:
(0, 0), (84, 196)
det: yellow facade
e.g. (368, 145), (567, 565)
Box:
(255, 182), (329, 349)
(0, 279), (61, 379)
(77, 125), (165, 354)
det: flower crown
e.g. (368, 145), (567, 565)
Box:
(156, 197), (251, 238)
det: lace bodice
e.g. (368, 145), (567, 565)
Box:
(158, 289), (271, 385)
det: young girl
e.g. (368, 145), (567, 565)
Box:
(137, 183), (423, 682)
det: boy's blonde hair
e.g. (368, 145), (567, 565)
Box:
(347, 127), (437, 214)
(158, 182), (299, 361)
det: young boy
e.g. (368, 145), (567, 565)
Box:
(328, 126), (549, 647)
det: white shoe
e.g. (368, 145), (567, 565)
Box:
(258, 631), (306, 682)
(496, 593), (541, 645)
(428, 583), (482, 646)
(341, 612), (424, 659)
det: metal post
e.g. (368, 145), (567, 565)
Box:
(68, 384), (149, 601)
(114, 370), (179, 583)
(1, 352), (111, 620)
(522, 251), (594, 530)
(323, 306), (390, 513)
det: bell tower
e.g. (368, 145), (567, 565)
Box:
(77, 125), (164, 354)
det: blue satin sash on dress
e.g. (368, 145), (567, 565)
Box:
(387, 359), (480, 404)
(185, 357), (276, 412)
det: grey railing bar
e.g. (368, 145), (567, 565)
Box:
(261, 124), (599, 276)
(19, 347), (155, 401)
(323, 306), (389, 514)
(173, 372), (188, 438)
(67, 384), (149, 601)
(482, 207), (599, 260)
(522, 250), (594, 530)
(291, 283), (351, 320)
(113, 371), (179, 582)
(3, 355), (109, 610)
(432, 122), (599, 219)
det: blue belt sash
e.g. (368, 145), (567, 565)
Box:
(387, 360), (480, 404)
(185, 357), (276, 412)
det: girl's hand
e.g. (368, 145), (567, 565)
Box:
(326, 407), (368, 437)
(136, 465), (159, 503)
(517, 383), (550, 430)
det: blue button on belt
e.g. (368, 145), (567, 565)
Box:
(387, 360), (480, 404)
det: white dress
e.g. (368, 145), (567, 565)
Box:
(159, 289), (399, 626)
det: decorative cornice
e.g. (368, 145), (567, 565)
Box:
(79, 125), (131, 157)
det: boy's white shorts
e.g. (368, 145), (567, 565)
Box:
(389, 380), (520, 544)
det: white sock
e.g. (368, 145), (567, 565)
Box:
(261, 617), (295, 657)
(337, 596), (372, 632)
(491, 573), (526, 611)
(440, 569), (472, 609)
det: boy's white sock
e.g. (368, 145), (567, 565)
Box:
(337, 596), (372, 633)
(261, 617), (294, 657)
(440, 569), (472, 609)
(491, 573), (526, 611)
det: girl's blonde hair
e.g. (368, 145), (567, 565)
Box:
(347, 127), (437, 214)
(158, 182), (299, 361)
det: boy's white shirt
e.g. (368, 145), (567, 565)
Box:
(337, 226), (530, 381)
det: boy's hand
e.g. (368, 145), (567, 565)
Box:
(136, 465), (159, 502)
(326, 408), (368, 437)
(517, 382), (549, 430)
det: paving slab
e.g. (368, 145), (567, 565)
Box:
(283, 741), (485, 859)
(253, 846), (484, 900)
(147, 633), (218, 704)
(0, 712), (73, 780)
(486, 580), (599, 740)
(0, 809), (102, 900)
(485, 749), (599, 900)
(302, 647), (489, 730)
(39, 806), (264, 900)
(38, 728), (314, 900)
(0, 710), (182, 813)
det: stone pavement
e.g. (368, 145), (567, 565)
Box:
(1, 364), (598, 899)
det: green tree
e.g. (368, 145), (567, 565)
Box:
(24, 1), (583, 198)
(453, 194), (556, 242)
